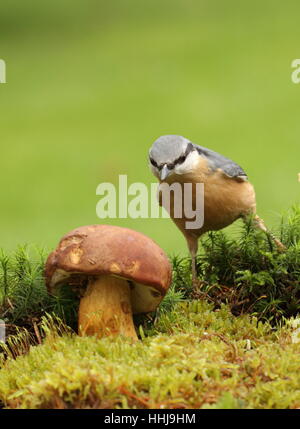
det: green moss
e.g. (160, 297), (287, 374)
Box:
(0, 245), (79, 332)
(0, 301), (299, 409)
(1, 206), (299, 338)
(170, 206), (300, 321)
(0, 207), (299, 408)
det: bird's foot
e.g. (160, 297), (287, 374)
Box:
(191, 278), (207, 300)
(274, 238), (286, 253)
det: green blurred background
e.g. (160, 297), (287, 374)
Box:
(0, 0), (299, 255)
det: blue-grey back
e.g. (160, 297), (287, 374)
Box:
(192, 142), (248, 179)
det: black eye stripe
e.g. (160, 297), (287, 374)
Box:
(177, 155), (186, 164)
(174, 154), (187, 165)
(174, 146), (193, 165)
(150, 144), (194, 170)
(150, 157), (158, 167)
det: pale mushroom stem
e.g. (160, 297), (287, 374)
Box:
(78, 274), (138, 341)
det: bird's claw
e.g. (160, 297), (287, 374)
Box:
(274, 239), (286, 252)
(191, 278), (207, 299)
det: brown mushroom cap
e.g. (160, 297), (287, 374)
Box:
(45, 225), (172, 313)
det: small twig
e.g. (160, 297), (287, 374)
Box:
(6, 297), (14, 310)
(32, 320), (42, 345)
(118, 386), (152, 407)
(201, 332), (238, 360)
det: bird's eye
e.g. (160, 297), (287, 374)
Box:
(150, 158), (158, 168)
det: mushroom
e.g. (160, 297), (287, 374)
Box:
(45, 225), (172, 341)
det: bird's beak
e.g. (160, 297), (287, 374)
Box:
(160, 164), (170, 181)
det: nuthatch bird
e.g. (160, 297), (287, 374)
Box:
(149, 135), (285, 286)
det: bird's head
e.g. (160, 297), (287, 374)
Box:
(149, 135), (198, 181)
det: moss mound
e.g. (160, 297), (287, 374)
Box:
(1, 301), (300, 409)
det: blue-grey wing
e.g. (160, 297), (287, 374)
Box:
(192, 142), (248, 181)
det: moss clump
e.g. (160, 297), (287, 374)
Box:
(0, 206), (299, 409)
(0, 245), (79, 333)
(1, 301), (300, 409)
(171, 206), (300, 321)
(0, 206), (299, 341)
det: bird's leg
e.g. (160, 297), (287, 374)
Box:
(186, 235), (201, 290)
(244, 214), (286, 252)
(191, 255), (197, 285)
